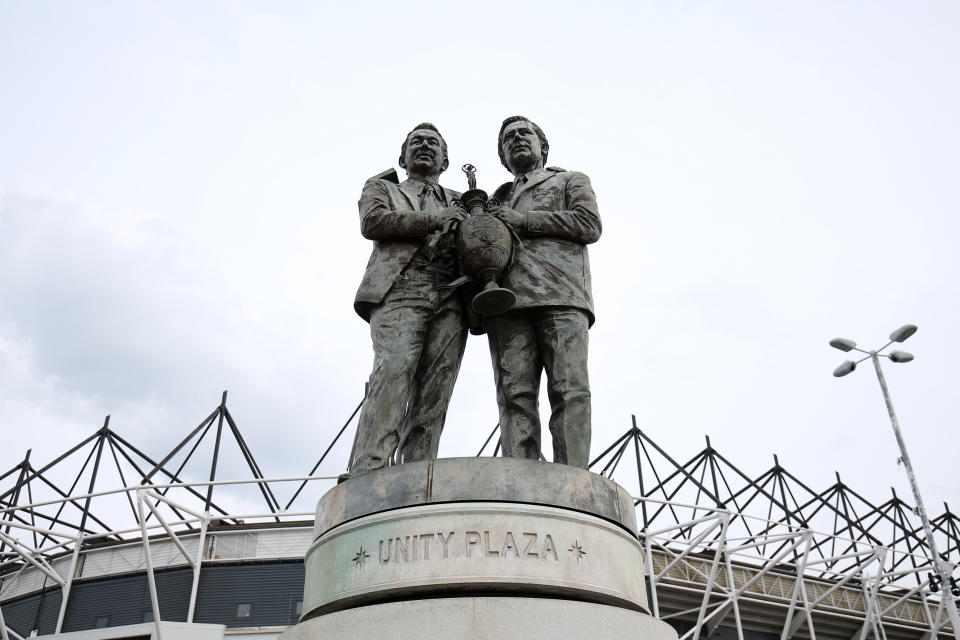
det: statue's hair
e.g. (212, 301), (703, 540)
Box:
(498, 115), (549, 171)
(399, 122), (448, 170)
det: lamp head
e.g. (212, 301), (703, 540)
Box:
(829, 338), (857, 352)
(889, 350), (914, 363)
(889, 324), (917, 343)
(833, 360), (857, 377)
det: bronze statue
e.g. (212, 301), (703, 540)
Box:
(345, 123), (468, 481)
(485, 116), (602, 469)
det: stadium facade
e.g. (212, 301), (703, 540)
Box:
(2, 395), (958, 640)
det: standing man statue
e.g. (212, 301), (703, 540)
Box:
(486, 116), (602, 469)
(345, 123), (467, 480)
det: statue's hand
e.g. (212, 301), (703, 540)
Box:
(491, 206), (526, 230)
(431, 205), (465, 232)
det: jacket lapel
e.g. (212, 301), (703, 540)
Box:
(397, 180), (421, 210)
(510, 170), (553, 208)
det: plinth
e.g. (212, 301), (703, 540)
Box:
(280, 458), (678, 640)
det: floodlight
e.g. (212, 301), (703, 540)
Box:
(833, 360), (856, 377)
(889, 350), (914, 363)
(829, 338), (857, 352)
(827, 323), (960, 626)
(889, 324), (917, 343)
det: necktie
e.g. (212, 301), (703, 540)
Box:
(419, 185), (442, 214)
(513, 175), (527, 198)
(419, 185), (443, 260)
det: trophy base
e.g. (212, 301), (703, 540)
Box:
(472, 285), (516, 316)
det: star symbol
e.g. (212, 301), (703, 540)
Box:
(568, 540), (586, 563)
(352, 546), (370, 567)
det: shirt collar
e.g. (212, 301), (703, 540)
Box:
(405, 177), (446, 201)
(514, 167), (544, 189)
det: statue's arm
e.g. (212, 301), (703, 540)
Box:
(358, 178), (433, 240)
(523, 172), (602, 244)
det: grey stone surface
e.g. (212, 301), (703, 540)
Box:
(280, 597), (678, 640)
(54, 622), (225, 640)
(303, 502), (647, 618)
(315, 457), (637, 540)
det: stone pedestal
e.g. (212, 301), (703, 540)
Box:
(280, 458), (678, 640)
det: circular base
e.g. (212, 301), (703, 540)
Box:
(303, 502), (647, 618)
(281, 597), (677, 640)
(305, 459), (643, 621)
(472, 287), (516, 316)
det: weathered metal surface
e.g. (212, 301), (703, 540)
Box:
(348, 123), (468, 476)
(455, 165), (516, 316)
(485, 307), (592, 466)
(485, 116), (601, 470)
(302, 502), (648, 618)
(314, 458), (637, 540)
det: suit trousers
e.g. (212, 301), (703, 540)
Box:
(485, 307), (591, 468)
(349, 265), (467, 474)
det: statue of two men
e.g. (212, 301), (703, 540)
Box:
(343, 117), (601, 481)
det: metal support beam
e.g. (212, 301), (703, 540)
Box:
(204, 392), (228, 513)
(0, 601), (10, 640)
(286, 395), (364, 510)
(54, 533), (84, 634)
(652, 514), (724, 580)
(142, 500), (196, 568)
(645, 532), (660, 618)
(136, 490), (163, 640)
(78, 417), (108, 535)
(690, 512), (731, 640)
(780, 532), (814, 640)
(722, 542), (745, 640)
(0, 531), (64, 587)
(187, 514), (209, 623)
(851, 558), (886, 640)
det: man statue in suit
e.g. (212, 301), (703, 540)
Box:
(487, 115), (601, 469)
(345, 123), (467, 480)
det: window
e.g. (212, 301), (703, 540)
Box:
(236, 602), (253, 619)
(95, 615), (110, 629)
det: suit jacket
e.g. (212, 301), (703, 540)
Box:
(492, 167), (601, 325)
(353, 176), (461, 321)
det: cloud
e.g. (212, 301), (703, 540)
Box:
(0, 194), (277, 476)
(2, 194), (221, 394)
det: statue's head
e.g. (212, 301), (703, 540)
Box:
(399, 123), (449, 177)
(498, 115), (549, 175)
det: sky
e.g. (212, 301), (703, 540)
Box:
(1, 2), (959, 524)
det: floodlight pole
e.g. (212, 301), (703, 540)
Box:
(869, 352), (960, 638)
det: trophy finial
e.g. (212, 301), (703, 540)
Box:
(462, 164), (477, 191)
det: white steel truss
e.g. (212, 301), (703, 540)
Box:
(0, 478), (955, 640)
(0, 397), (957, 640)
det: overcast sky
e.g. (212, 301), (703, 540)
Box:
(1, 2), (958, 522)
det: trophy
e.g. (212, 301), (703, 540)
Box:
(455, 164), (516, 316)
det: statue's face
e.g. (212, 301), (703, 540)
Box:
(402, 128), (447, 176)
(501, 120), (542, 174)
